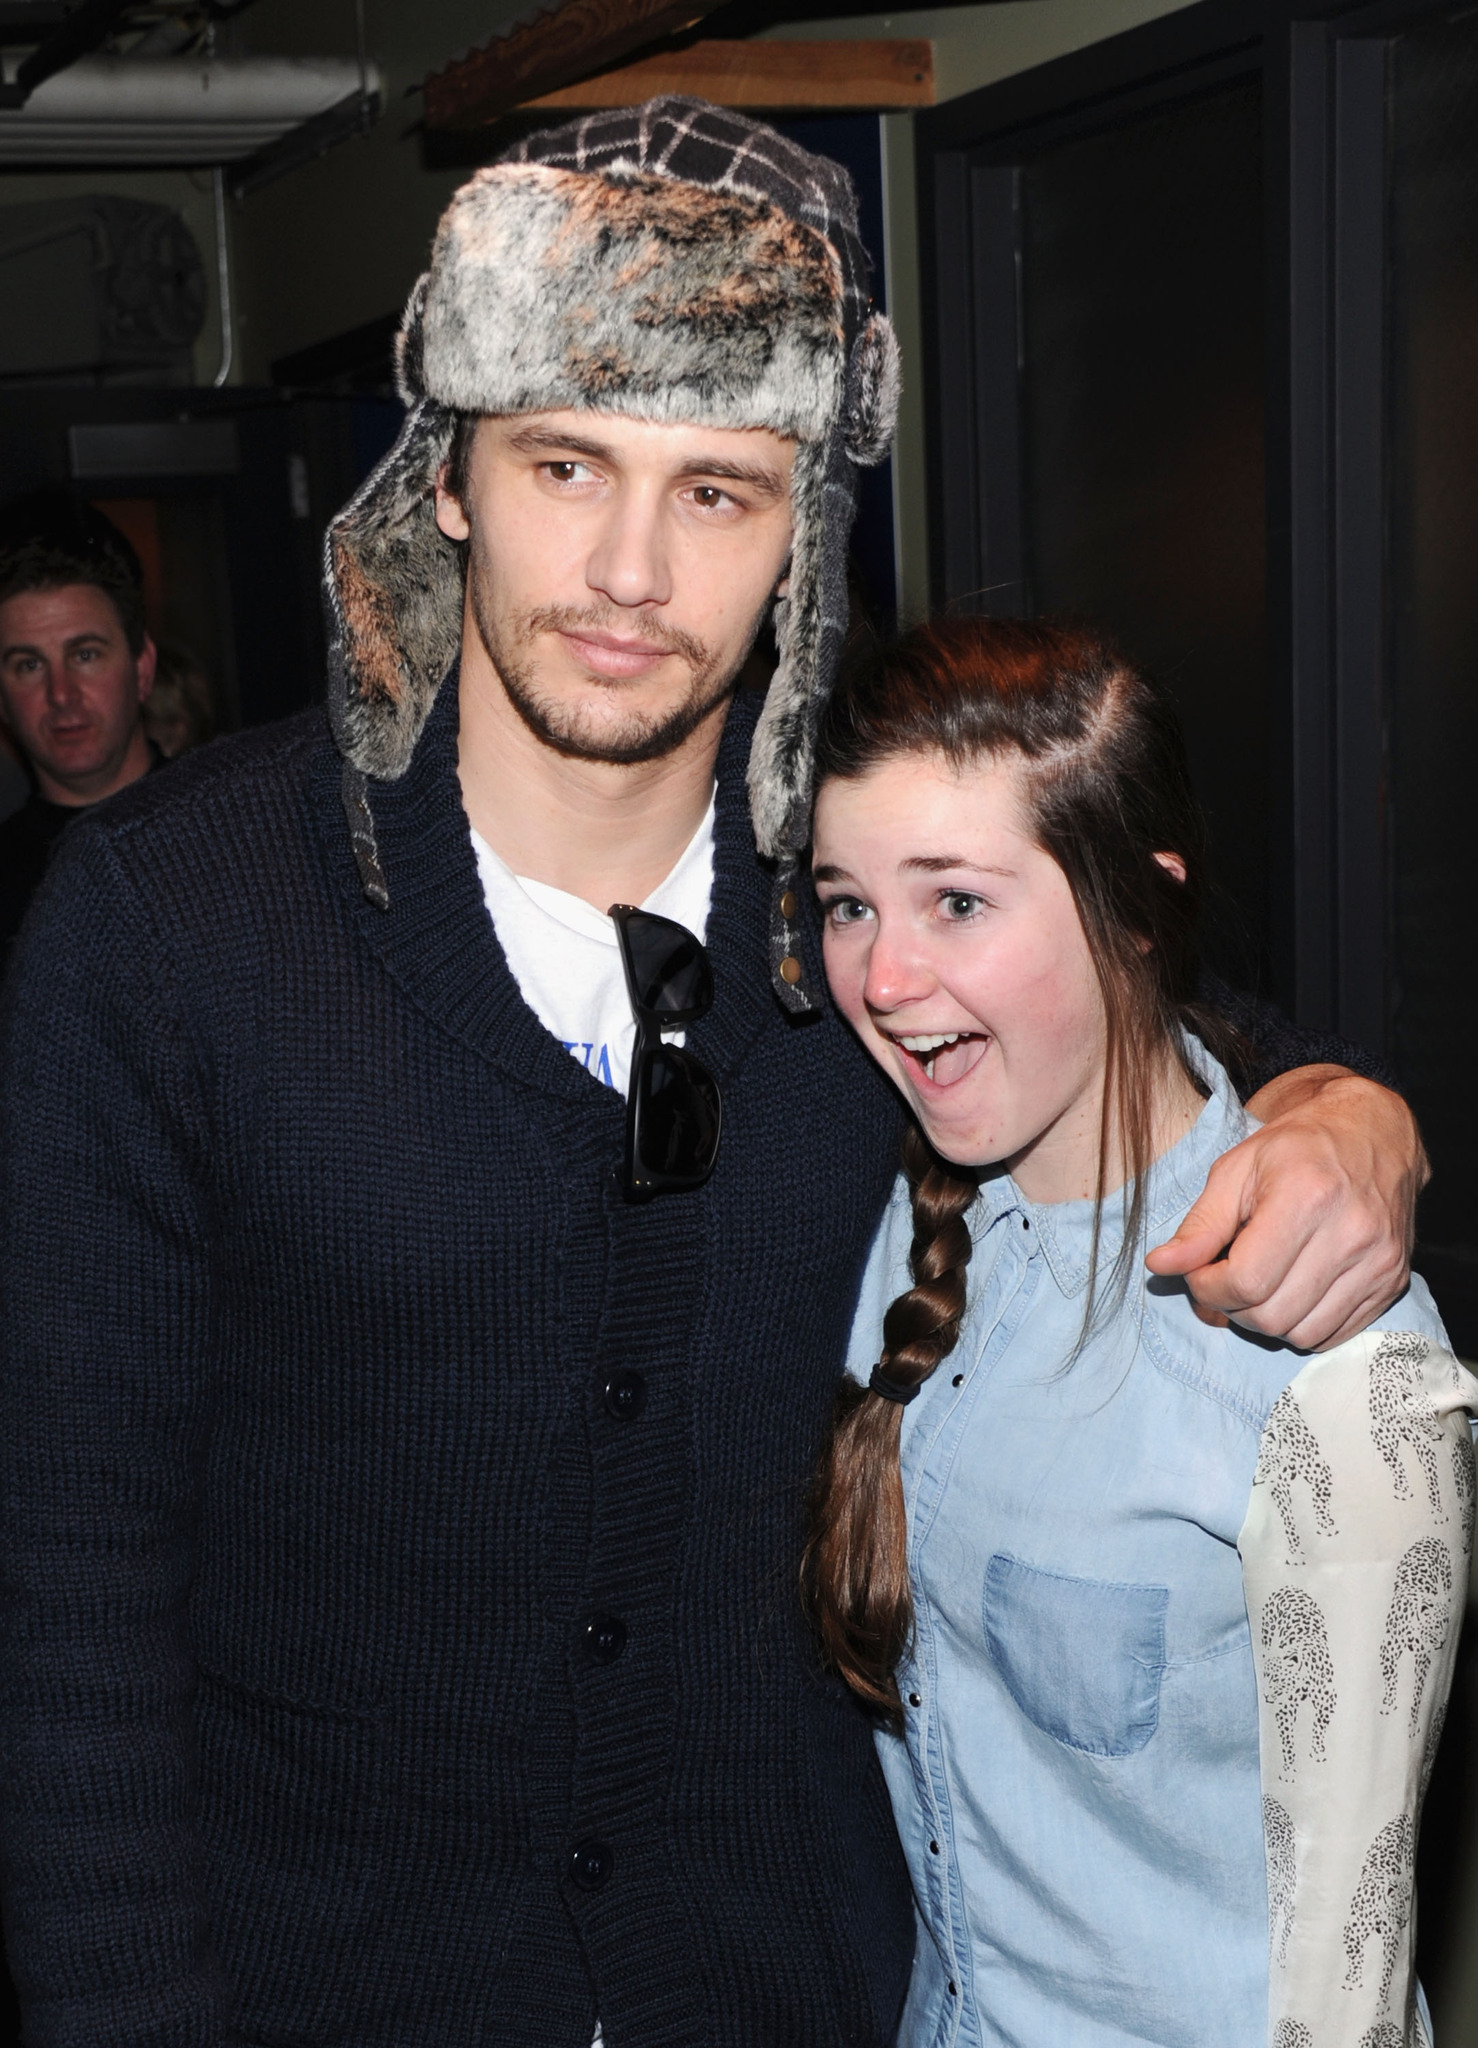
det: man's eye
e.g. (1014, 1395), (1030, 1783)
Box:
(690, 485), (733, 510)
(544, 461), (593, 484)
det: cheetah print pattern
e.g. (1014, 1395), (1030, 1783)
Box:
(1379, 1537), (1453, 1736)
(1369, 1332), (1445, 1519)
(1260, 1585), (1335, 1778)
(1342, 1814), (1415, 2003)
(1264, 1795), (1297, 1968)
(1247, 1336), (1476, 2048)
(1255, 1386), (1337, 1563)
(1453, 1431), (1475, 1551)
(1420, 1694), (1447, 1806)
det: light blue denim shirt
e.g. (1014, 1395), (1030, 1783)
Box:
(844, 1046), (1449, 2048)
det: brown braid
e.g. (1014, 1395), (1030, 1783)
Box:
(802, 1123), (979, 1725)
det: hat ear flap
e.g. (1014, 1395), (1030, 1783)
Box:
(395, 272), (432, 405)
(324, 397), (464, 781)
(843, 312), (902, 468)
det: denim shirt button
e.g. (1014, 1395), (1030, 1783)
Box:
(929, 1840), (940, 1855)
(908, 1692), (922, 1707)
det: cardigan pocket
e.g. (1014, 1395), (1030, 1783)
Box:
(984, 1553), (1168, 1757)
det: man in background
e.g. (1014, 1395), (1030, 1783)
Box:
(0, 500), (157, 956)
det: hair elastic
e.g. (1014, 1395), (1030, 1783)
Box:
(869, 1364), (920, 1406)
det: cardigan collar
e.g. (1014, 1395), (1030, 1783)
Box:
(311, 669), (797, 1098)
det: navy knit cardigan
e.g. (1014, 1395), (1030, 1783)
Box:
(0, 681), (1385, 2048)
(0, 685), (916, 2048)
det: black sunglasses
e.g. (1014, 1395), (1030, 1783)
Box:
(609, 905), (723, 1199)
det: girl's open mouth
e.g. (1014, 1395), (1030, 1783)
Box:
(890, 1031), (991, 1088)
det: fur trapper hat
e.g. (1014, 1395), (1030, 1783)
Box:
(324, 97), (901, 1008)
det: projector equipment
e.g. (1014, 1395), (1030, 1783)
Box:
(0, 194), (205, 381)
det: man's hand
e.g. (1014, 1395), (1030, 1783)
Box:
(1145, 1066), (1428, 1350)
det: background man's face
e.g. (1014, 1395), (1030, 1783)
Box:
(435, 410), (796, 764)
(0, 582), (155, 803)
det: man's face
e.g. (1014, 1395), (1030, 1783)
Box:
(435, 410), (796, 764)
(0, 582), (155, 803)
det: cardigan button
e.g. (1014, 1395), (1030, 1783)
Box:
(582, 1612), (628, 1666)
(602, 1369), (647, 1421)
(569, 1839), (614, 1891)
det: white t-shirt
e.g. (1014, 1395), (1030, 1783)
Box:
(469, 791), (715, 1097)
(471, 798), (716, 2048)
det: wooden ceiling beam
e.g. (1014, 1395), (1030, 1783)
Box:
(519, 37), (934, 111)
(424, 0), (724, 131)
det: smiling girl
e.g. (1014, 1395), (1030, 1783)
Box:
(804, 618), (1476, 2048)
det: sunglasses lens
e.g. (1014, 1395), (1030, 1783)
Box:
(618, 911), (714, 1020)
(628, 1045), (722, 1191)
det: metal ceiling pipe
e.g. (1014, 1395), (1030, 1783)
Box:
(0, 56), (383, 162)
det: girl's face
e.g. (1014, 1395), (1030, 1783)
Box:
(813, 749), (1109, 1199)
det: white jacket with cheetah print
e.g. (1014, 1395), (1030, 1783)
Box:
(1243, 1328), (1478, 2048)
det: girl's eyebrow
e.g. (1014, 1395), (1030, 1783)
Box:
(812, 856), (1020, 886)
(903, 855), (1019, 879)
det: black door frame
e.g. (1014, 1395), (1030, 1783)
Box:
(915, 0), (1454, 1041)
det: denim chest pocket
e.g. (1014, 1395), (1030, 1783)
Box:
(984, 1553), (1169, 1757)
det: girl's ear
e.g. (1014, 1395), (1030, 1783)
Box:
(1152, 850), (1188, 885)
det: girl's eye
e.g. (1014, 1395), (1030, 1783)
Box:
(822, 896), (872, 927)
(941, 892), (985, 920)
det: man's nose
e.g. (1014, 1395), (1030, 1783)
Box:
(44, 662), (82, 709)
(585, 487), (672, 610)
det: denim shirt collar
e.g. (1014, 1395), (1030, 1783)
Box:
(968, 1036), (1254, 1299)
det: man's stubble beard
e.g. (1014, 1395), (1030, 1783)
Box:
(467, 546), (767, 767)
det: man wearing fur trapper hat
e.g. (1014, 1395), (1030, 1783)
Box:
(0, 99), (1427, 2048)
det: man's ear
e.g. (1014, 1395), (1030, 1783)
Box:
(1153, 849), (1188, 884)
(135, 634), (158, 705)
(435, 466), (471, 543)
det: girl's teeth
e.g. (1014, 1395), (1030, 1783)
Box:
(898, 1032), (961, 1052)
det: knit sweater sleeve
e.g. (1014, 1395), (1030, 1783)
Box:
(1196, 970), (1399, 1098)
(1240, 1331), (1477, 2048)
(0, 827), (226, 2048)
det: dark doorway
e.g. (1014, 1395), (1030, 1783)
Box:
(1018, 76), (1268, 987)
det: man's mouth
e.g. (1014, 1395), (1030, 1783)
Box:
(558, 628), (674, 680)
(890, 1030), (990, 1087)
